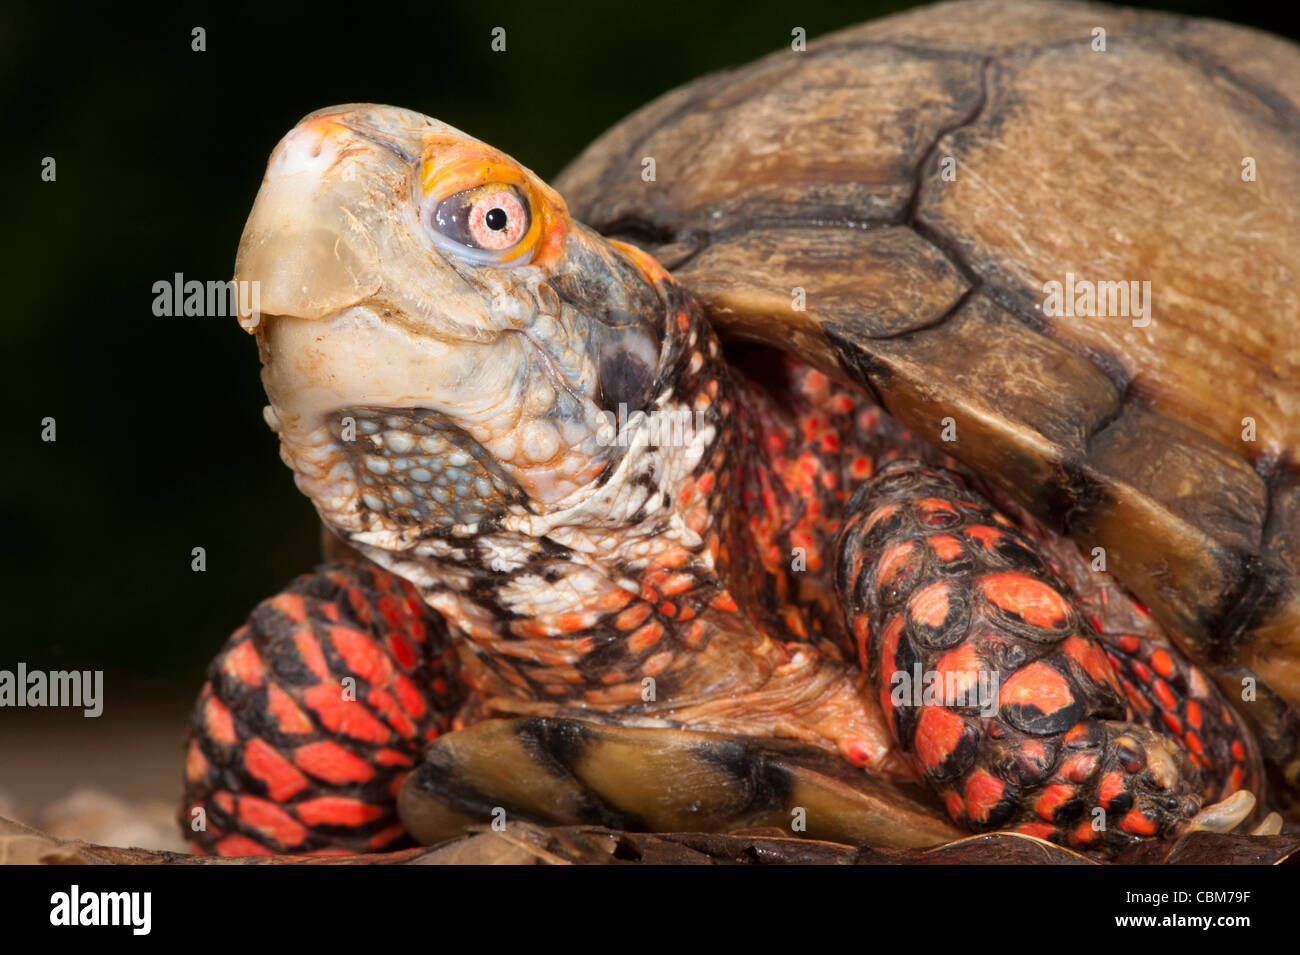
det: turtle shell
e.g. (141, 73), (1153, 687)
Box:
(555, 0), (1300, 794)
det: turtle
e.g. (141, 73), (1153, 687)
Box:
(181, 0), (1300, 861)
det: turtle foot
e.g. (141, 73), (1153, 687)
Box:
(180, 563), (465, 855)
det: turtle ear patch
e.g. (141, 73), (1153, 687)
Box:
(598, 344), (657, 415)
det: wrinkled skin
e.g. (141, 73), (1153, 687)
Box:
(180, 105), (1280, 858)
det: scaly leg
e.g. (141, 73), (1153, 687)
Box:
(180, 563), (465, 855)
(835, 460), (1265, 852)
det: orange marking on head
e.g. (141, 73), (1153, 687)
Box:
(1186, 699), (1203, 730)
(1229, 765), (1243, 792)
(1185, 731), (1204, 756)
(980, 573), (1071, 630)
(213, 791), (235, 814)
(1161, 712), (1183, 736)
(245, 737), (309, 801)
(1230, 738), (1245, 761)
(293, 740), (377, 784)
(1117, 634), (1142, 654)
(1072, 821), (1099, 844)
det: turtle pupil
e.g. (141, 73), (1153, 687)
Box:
(485, 207), (508, 231)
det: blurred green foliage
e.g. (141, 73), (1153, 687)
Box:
(0, 0), (1293, 695)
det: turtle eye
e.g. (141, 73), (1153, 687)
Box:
(429, 185), (533, 263)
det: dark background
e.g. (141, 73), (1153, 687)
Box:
(1, 0), (1296, 805)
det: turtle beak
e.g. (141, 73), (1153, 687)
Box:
(235, 105), (500, 342)
(230, 105), (668, 547)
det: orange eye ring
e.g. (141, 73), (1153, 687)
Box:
(418, 152), (554, 266)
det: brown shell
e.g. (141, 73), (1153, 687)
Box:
(555, 0), (1300, 792)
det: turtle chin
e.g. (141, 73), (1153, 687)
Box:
(254, 304), (626, 546)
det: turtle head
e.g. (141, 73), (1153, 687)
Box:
(235, 105), (690, 552)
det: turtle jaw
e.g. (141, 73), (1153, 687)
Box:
(234, 105), (673, 548)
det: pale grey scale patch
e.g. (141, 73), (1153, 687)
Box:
(553, 388), (584, 421)
(330, 407), (529, 532)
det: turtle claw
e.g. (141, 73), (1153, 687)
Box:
(1186, 789), (1256, 834)
(1250, 811), (1283, 837)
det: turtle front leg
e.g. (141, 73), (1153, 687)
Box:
(180, 563), (466, 855)
(834, 460), (1263, 853)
